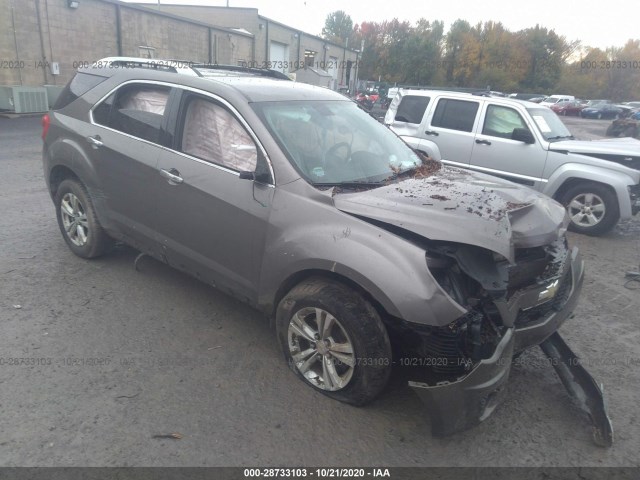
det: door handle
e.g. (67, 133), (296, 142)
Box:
(160, 168), (183, 185)
(86, 135), (103, 149)
(424, 130), (439, 136)
(475, 139), (492, 145)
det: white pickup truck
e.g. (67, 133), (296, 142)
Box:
(385, 89), (640, 235)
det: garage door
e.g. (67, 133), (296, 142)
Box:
(270, 41), (289, 73)
(328, 56), (338, 90)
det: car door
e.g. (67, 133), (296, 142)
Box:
(88, 82), (171, 252)
(424, 96), (481, 165)
(154, 90), (274, 303)
(469, 102), (545, 186)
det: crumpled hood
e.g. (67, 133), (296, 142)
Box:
(333, 167), (568, 263)
(549, 137), (640, 157)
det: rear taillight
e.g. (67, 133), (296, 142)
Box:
(41, 114), (50, 141)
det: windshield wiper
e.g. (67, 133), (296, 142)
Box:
(313, 181), (385, 188)
(547, 135), (575, 141)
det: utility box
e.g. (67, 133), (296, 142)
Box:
(0, 86), (49, 113)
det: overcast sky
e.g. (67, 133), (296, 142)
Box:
(127, 0), (635, 51)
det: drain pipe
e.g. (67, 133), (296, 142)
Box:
(44, 0), (56, 85)
(9, 0), (23, 85)
(35, 0), (49, 85)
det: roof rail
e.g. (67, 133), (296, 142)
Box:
(190, 63), (292, 80)
(90, 57), (200, 76)
(87, 57), (291, 81)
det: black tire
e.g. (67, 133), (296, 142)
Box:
(560, 182), (619, 236)
(605, 124), (615, 136)
(55, 178), (113, 258)
(276, 277), (392, 406)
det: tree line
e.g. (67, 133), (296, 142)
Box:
(322, 11), (640, 100)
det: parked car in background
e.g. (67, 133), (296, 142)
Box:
(581, 103), (624, 119)
(366, 97), (391, 122)
(385, 89), (640, 235)
(508, 93), (546, 101)
(606, 107), (640, 138)
(583, 99), (610, 107)
(550, 100), (584, 116)
(540, 95), (575, 107)
(623, 101), (640, 108)
(42, 58), (613, 446)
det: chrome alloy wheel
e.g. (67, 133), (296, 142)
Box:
(567, 193), (606, 227)
(60, 192), (89, 246)
(288, 307), (355, 391)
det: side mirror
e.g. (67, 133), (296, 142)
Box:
(239, 169), (271, 184)
(512, 128), (535, 144)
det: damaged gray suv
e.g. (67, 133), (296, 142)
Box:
(42, 58), (612, 446)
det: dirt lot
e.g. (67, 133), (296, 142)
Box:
(0, 116), (639, 467)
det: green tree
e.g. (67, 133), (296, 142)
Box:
(444, 20), (472, 85)
(402, 19), (444, 85)
(518, 26), (577, 91)
(322, 10), (354, 46)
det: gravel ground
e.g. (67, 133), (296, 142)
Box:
(0, 116), (639, 467)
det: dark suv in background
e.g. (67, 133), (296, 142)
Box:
(41, 58), (612, 446)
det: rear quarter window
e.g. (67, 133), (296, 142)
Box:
(395, 96), (430, 124)
(53, 72), (107, 110)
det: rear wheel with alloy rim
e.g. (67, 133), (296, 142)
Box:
(55, 178), (113, 258)
(561, 183), (619, 235)
(276, 277), (392, 405)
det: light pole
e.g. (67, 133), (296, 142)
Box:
(353, 39), (363, 96)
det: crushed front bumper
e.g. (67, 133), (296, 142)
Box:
(410, 246), (612, 446)
(629, 184), (640, 215)
(409, 328), (514, 437)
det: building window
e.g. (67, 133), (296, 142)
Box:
(304, 50), (317, 68)
(138, 46), (156, 59)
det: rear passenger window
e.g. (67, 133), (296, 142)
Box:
(482, 105), (528, 139)
(93, 84), (170, 144)
(179, 97), (257, 172)
(395, 96), (430, 124)
(431, 99), (479, 132)
(53, 72), (107, 110)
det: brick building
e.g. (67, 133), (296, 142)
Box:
(0, 0), (359, 92)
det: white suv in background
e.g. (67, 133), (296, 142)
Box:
(540, 94), (575, 107)
(385, 89), (640, 235)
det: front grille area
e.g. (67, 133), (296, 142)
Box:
(515, 270), (572, 328)
(508, 238), (569, 296)
(416, 310), (502, 376)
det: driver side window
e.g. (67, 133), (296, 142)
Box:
(482, 105), (529, 139)
(180, 96), (258, 172)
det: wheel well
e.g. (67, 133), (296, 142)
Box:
(272, 269), (391, 321)
(49, 165), (80, 197)
(552, 178), (618, 206)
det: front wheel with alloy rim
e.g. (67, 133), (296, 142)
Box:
(561, 183), (619, 235)
(276, 278), (392, 406)
(55, 178), (113, 258)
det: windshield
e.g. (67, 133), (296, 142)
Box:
(526, 107), (573, 141)
(253, 100), (422, 185)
